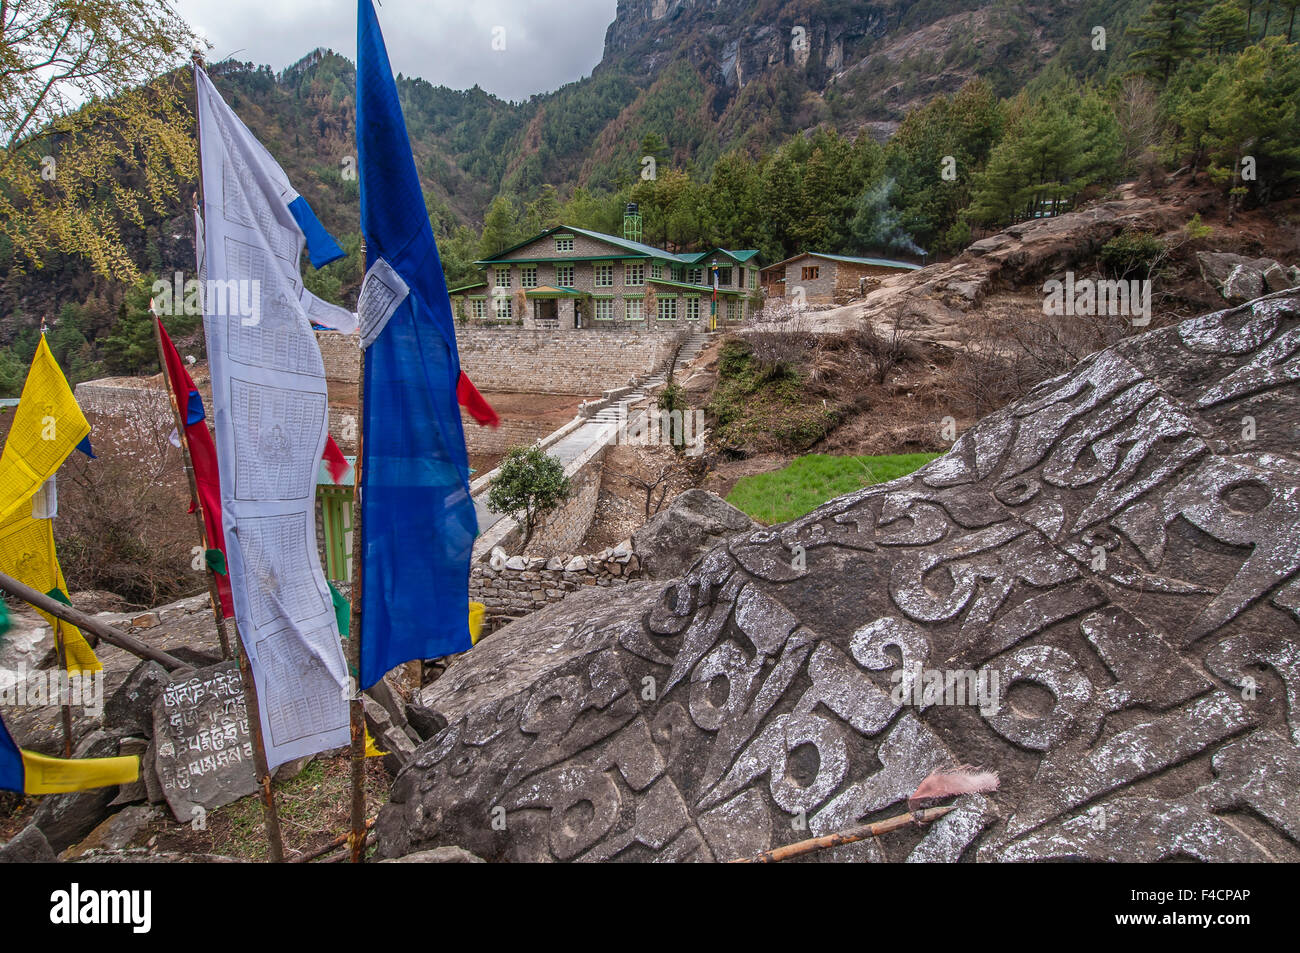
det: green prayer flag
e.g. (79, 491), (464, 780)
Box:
(44, 587), (71, 606)
(204, 548), (228, 575)
(329, 581), (350, 638)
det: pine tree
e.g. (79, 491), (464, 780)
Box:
(1130, 0), (1211, 81)
(1199, 2), (1249, 54)
(479, 195), (521, 258)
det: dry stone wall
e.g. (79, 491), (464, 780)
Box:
(472, 545), (642, 629)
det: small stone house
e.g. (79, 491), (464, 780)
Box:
(759, 252), (921, 305)
(450, 225), (761, 330)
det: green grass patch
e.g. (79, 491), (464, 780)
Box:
(726, 453), (942, 525)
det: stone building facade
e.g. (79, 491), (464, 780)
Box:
(451, 225), (761, 330)
(759, 251), (921, 304)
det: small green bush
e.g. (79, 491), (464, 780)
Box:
(1099, 230), (1165, 281)
(486, 445), (572, 550)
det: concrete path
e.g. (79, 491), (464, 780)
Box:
(469, 328), (712, 537)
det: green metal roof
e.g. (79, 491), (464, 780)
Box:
(773, 251), (922, 271)
(474, 224), (760, 268)
(647, 277), (746, 295)
(689, 248), (761, 266)
(448, 280), (487, 294)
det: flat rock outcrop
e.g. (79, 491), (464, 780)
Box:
(375, 291), (1300, 862)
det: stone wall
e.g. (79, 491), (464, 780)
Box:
(456, 328), (688, 394)
(316, 330), (359, 385)
(471, 545), (641, 631)
(462, 414), (552, 457)
(317, 324), (687, 398)
(74, 380), (169, 421)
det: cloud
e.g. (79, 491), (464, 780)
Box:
(175, 0), (618, 101)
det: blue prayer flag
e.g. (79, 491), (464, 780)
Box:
(288, 195), (347, 269)
(185, 389), (205, 427)
(355, 0), (477, 688)
(0, 715), (23, 793)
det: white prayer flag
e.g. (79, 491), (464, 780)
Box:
(194, 65), (350, 770)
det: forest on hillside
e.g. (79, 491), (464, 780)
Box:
(1, 0), (1298, 395)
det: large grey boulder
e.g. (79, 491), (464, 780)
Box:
(632, 489), (758, 579)
(31, 731), (124, 852)
(0, 825), (58, 863)
(1223, 264), (1265, 302)
(375, 291), (1300, 862)
(104, 660), (171, 736)
(1263, 261), (1296, 293)
(1198, 251), (1297, 302)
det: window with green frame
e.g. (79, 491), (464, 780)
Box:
(555, 234), (574, 252)
(470, 298), (487, 319)
(593, 298), (615, 320)
(625, 262), (645, 286)
(684, 296), (700, 321)
(521, 265), (538, 288)
(625, 297), (644, 321)
(556, 264), (575, 286)
(650, 261), (663, 280)
(594, 263), (614, 287)
(494, 267), (511, 288)
(657, 296), (677, 320)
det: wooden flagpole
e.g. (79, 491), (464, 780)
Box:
(345, 240), (367, 864)
(190, 51), (285, 864)
(150, 306), (232, 661)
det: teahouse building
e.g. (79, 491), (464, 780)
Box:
(451, 208), (761, 330)
(759, 252), (921, 304)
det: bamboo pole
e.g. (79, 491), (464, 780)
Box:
(151, 307), (232, 661)
(52, 620), (73, 757)
(0, 569), (187, 669)
(730, 806), (955, 864)
(191, 52), (285, 864)
(346, 241), (367, 864)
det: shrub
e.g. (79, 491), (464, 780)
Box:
(486, 445), (572, 551)
(1099, 230), (1166, 281)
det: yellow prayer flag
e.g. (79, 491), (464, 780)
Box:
(0, 336), (90, 523)
(20, 749), (139, 795)
(0, 513), (100, 674)
(469, 601), (485, 645)
(364, 727), (386, 758)
(0, 338), (99, 674)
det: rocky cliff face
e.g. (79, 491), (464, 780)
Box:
(602, 0), (892, 90)
(374, 289), (1300, 862)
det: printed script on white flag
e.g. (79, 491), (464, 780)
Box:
(194, 66), (350, 770)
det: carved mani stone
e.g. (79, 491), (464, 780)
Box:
(374, 292), (1300, 862)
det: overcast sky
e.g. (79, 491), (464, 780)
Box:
(175, 0), (619, 102)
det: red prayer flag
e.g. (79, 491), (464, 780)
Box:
(156, 318), (233, 615)
(322, 434), (351, 483)
(457, 371), (499, 428)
